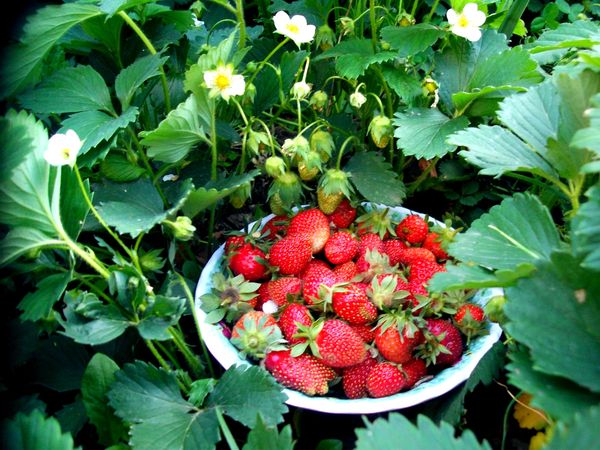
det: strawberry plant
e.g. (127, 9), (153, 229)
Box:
(1, 0), (599, 449)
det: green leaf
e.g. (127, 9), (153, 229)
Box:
(571, 93), (600, 154)
(450, 125), (557, 177)
(115, 53), (168, 110)
(100, 0), (157, 17)
(189, 379), (217, 407)
(393, 108), (469, 159)
(527, 21), (600, 64)
(140, 95), (207, 163)
(451, 85), (527, 114)
(108, 361), (220, 450)
(380, 24), (445, 58)
(1, 410), (75, 450)
(137, 295), (186, 340)
(448, 193), (561, 270)
(0, 3), (102, 98)
(59, 291), (130, 345)
(344, 152), (406, 206)
(428, 262), (535, 292)
(81, 353), (127, 446)
(61, 107), (139, 157)
(18, 272), (71, 322)
(315, 38), (396, 79)
(507, 348), (600, 422)
(354, 413), (491, 450)
(505, 256), (600, 392)
(93, 177), (191, 238)
(572, 185), (600, 271)
(242, 416), (294, 450)
(381, 66), (422, 102)
(19, 65), (113, 114)
(182, 171), (259, 218)
(100, 153), (146, 182)
(0, 228), (64, 266)
(207, 365), (288, 428)
(0, 109), (47, 180)
(545, 405), (600, 450)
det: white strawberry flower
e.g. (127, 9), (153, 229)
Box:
(350, 90), (367, 109)
(446, 2), (486, 42)
(273, 11), (316, 47)
(292, 80), (312, 100)
(203, 64), (245, 101)
(44, 129), (82, 167)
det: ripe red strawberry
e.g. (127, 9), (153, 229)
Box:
(300, 259), (330, 278)
(454, 303), (486, 340)
(349, 323), (376, 343)
(261, 277), (303, 307)
(422, 232), (449, 260)
(324, 231), (359, 265)
(401, 358), (428, 388)
(374, 312), (424, 364)
(422, 318), (463, 366)
(225, 235), (246, 255)
(287, 208), (331, 253)
(262, 215), (289, 240)
(264, 350), (336, 396)
(328, 198), (357, 229)
(396, 215), (429, 244)
(332, 282), (378, 325)
(230, 311), (285, 358)
(333, 261), (359, 282)
(228, 243), (268, 281)
(268, 235), (312, 276)
(357, 232), (384, 256)
(302, 264), (338, 306)
(278, 303), (313, 344)
(396, 247), (437, 266)
(342, 355), (377, 399)
(366, 362), (406, 398)
(314, 319), (367, 368)
(383, 239), (407, 266)
(408, 259), (446, 285)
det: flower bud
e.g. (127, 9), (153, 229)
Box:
(265, 155), (287, 178)
(350, 91), (367, 109)
(140, 249), (166, 273)
(380, 40), (391, 50)
(310, 90), (328, 111)
(368, 115), (393, 148)
(398, 12), (415, 27)
(242, 82), (256, 106)
(245, 61), (257, 73)
(316, 24), (336, 50)
(163, 216), (196, 241)
(292, 81), (312, 100)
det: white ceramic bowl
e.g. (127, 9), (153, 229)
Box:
(195, 204), (503, 414)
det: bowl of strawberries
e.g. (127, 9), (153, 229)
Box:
(195, 201), (503, 414)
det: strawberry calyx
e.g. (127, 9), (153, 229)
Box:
(355, 207), (396, 238)
(367, 273), (411, 310)
(200, 272), (261, 324)
(230, 313), (287, 359)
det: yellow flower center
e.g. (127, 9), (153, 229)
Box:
(458, 14), (469, 27)
(215, 73), (231, 90)
(62, 148), (71, 159)
(286, 23), (299, 34)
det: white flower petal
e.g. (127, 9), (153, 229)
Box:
(471, 10), (486, 26)
(462, 3), (479, 15)
(465, 27), (482, 42)
(203, 70), (218, 87)
(290, 14), (308, 28)
(273, 11), (290, 34)
(446, 8), (458, 25)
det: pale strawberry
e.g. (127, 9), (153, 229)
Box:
(268, 235), (313, 276)
(264, 350), (336, 396)
(287, 208), (331, 253)
(332, 282), (378, 325)
(366, 362), (406, 398)
(396, 215), (429, 244)
(324, 231), (359, 265)
(342, 355), (377, 399)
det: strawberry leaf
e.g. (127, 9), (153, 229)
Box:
(345, 152), (405, 206)
(1, 410), (76, 450)
(354, 413), (492, 450)
(544, 405), (600, 450)
(242, 415), (294, 450)
(572, 184), (600, 271)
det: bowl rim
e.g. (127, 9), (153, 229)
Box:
(194, 204), (503, 414)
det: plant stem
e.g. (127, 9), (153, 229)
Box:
(247, 38), (290, 86)
(336, 135), (359, 169)
(406, 156), (439, 194)
(234, 0), (247, 48)
(216, 407), (240, 450)
(425, 0), (440, 22)
(168, 327), (203, 377)
(62, 233), (111, 279)
(118, 11), (171, 112)
(410, 0), (419, 17)
(369, 0), (378, 51)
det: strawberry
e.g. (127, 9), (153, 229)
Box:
(328, 198), (356, 229)
(302, 264), (338, 306)
(396, 215), (429, 244)
(422, 232), (449, 260)
(296, 319), (367, 368)
(332, 282), (378, 325)
(366, 362), (406, 398)
(261, 215), (289, 241)
(419, 318), (463, 366)
(357, 233), (384, 256)
(342, 355), (377, 399)
(374, 311), (424, 364)
(287, 208), (330, 254)
(225, 235), (246, 255)
(355, 208), (395, 238)
(397, 247), (437, 266)
(349, 323), (376, 343)
(401, 357), (428, 388)
(264, 350), (336, 396)
(367, 273), (411, 310)
(408, 259), (446, 285)
(268, 235), (313, 276)
(333, 261), (359, 282)
(454, 303), (486, 341)
(317, 169), (353, 214)
(383, 239), (407, 266)
(356, 249), (394, 283)
(324, 231), (359, 265)
(230, 311), (286, 358)
(278, 303), (313, 344)
(228, 243), (268, 281)
(262, 277), (303, 307)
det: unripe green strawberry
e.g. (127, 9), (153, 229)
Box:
(267, 171), (302, 215)
(318, 188), (344, 215)
(310, 129), (335, 163)
(368, 115), (393, 148)
(246, 129), (269, 155)
(316, 24), (335, 50)
(264, 350), (336, 396)
(297, 151), (322, 181)
(229, 181), (251, 209)
(282, 135), (310, 162)
(310, 90), (328, 111)
(265, 156), (286, 178)
(317, 169), (353, 214)
(269, 193), (287, 216)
